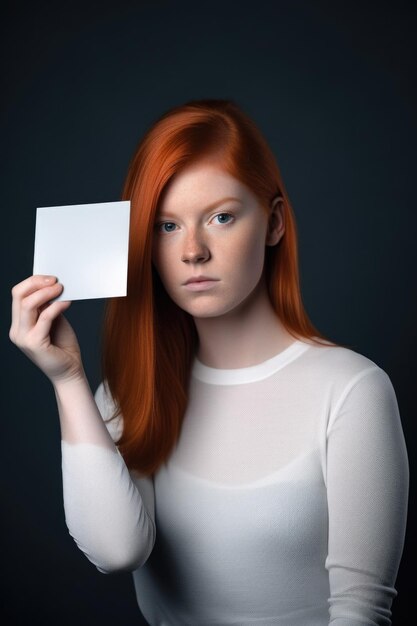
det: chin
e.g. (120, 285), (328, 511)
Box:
(181, 305), (228, 319)
(180, 299), (244, 319)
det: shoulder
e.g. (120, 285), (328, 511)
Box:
(299, 339), (399, 414)
(300, 338), (386, 387)
(94, 380), (124, 443)
(302, 343), (401, 435)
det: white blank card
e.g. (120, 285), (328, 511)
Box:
(33, 200), (131, 301)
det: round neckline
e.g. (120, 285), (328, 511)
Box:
(192, 339), (311, 385)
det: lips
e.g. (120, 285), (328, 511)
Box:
(183, 276), (219, 285)
(182, 276), (220, 293)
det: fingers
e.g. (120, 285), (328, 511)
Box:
(11, 275), (57, 319)
(10, 276), (78, 383)
(10, 275), (63, 344)
(11, 275), (56, 329)
(11, 274), (57, 299)
(19, 283), (64, 335)
(29, 299), (72, 345)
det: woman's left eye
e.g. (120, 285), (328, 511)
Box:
(212, 212), (234, 225)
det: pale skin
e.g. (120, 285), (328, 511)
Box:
(9, 158), (294, 447)
(152, 157), (296, 368)
(9, 277), (118, 448)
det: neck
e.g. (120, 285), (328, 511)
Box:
(193, 275), (296, 369)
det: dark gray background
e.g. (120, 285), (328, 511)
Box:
(1, 1), (415, 624)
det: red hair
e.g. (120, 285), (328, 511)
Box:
(100, 98), (351, 477)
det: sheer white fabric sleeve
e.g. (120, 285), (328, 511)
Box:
(325, 366), (409, 625)
(61, 381), (156, 574)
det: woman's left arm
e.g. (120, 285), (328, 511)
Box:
(325, 365), (409, 626)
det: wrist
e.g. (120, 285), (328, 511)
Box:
(51, 369), (87, 392)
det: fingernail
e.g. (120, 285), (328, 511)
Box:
(44, 276), (55, 283)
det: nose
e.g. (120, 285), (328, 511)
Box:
(181, 229), (210, 264)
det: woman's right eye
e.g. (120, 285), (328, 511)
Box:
(156, 222), (176, 233)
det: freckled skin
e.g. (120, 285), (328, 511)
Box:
(151, 160), (282, 320)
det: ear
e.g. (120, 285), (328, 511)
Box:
(265, 195), (285, 246)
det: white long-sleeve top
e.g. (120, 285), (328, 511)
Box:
(61, 338), (409, 625)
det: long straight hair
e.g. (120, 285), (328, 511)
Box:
(100, 98), (350, 477)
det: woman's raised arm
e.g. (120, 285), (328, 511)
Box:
(10, 275), (156, 573)
(9, 274), (126, 448)
(60, 379), (156, 574)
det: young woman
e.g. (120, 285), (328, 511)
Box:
(10, 99), (409, 625)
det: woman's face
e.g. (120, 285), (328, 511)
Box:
(151, 159), (282, 319)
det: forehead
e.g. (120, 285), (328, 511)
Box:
(158, 161), (252, 214)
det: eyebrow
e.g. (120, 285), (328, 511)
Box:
(159, 196), (242, 218)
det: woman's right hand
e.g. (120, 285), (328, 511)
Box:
(9, 275), (85, 385)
